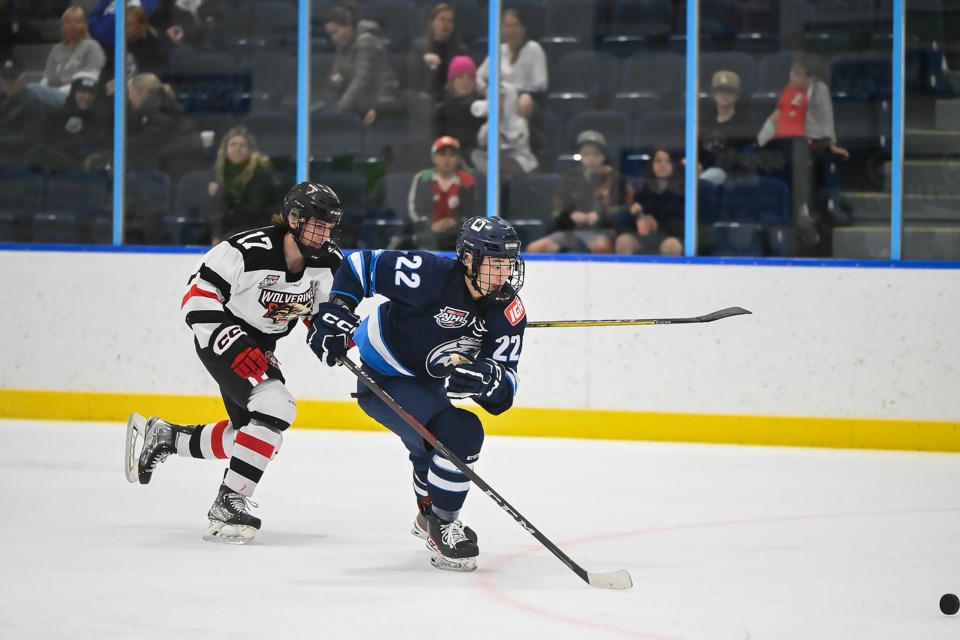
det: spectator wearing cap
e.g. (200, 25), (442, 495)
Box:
(24, 75), (113, 174)
(436, 55), (485, 161)
(476, 9), (547, 119)
(527, 130), (631, 254)
(0, 59), (46, 168)
(698, 70), (758, 185)
(32, 6), (106, 109)
(391, 135), (477, 251)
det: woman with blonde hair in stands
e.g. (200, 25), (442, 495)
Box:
(207, 126), (278, 244)
(32, 6), (106, 107)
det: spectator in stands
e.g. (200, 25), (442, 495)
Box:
(470, 82), (538, 182)
(436, 55), (485, 164)
(476, 9), (548, 119)
(126, 5), (175, 76)
(32, 6), (105, 108)
(0, 59), (46, 168)
(207, 126), (278, 243)
(324, 4), (400, 127)
(757, 52), (849, 253)
(698, 70), (757, 184)
(24, 76), (112, 174)
(614, 148), (684, 256)
(390, 135), (477, 251)
(88, 0), (161, 51)
(126, 72), (197, 170)
(407, 3), (469, 104)
(526, 130), (627, 254)
(150, 0), (229, 48)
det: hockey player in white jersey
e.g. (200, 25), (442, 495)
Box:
(124, 182), (347, 544)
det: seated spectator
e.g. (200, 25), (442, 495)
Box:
(126, 72), (198, 170)
(407, 3), (469, 104)
(32, 6), (106, 109)
(207, 126), (278, 243)
(150, 0), (229, 48)
(126, 5), (174, 76)
(324, 4), (400, 126)
(390, 135), (477, 251)
(526, 130), (627, 254)
(24, 76), (112, 174)
(470, 82), (538, 182)
(698, 70), (757, 185)
(614, 148), (684, 256)
(757, 52), (849, 253)
(436, 55), (485, 163)
(476, 9), (548, 119)
(88, 0), (160, 52)
(0, 59), (46, 168)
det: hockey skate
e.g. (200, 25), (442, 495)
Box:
(425, 513), (479, 572)
(203, 483), (261, 544)
(125, 413), (176, 484)
(411, 496), (477, 544)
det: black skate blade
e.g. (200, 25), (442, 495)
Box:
(124, 413), (146, 484)
(587, 569), (633, 590)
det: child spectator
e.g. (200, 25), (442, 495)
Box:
(614, 148), (684, 256)
(526, 130), (626, 254)
(470, 82), (538, 182)
(757, 52), (849, 252)
(698, 70), (757, 184)
(207, 126), (278, 243)
(0, 59), (46, 168)
(476, 9), (547, 119)
(436, 55), (485, 162)
(390, 135), (477, 251)
(24, 76), (112, 174)
(324, 4), (400, 126)
(33, 6), (106, 108)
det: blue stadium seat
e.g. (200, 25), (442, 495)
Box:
(616, 52), (684, 112)
(375, 172), (415, 219)
(548, 51), (619, 112)
(360, 0), (417, 52)
(46, 171), (108, 218)
(566, 110), (633, 159)
(363, 114), (413, 156)
(31, 213), (82, 244)
(173, 171), (214, 219)
(241, 111), (297, 158)
(543, 0), (604, 47)
(241, 51), (298, 112)
(697, 178), (721, 225)
(830, 53), (892, 100)
(633, 111), (685, 155)
(313, 171), (368, 210)
(504, 173), (562, 227)
(710, 221), (764, 256)
(720, 177), (790, 225)
(163, 215), (211, 245)
(602, 0), (672, 57)
(311, 111), (365, 157)
(228, 0), (297, 49)
(0, 214), (16, 242)
(126, 170), (173, 244)
(0, 169), (43, 220)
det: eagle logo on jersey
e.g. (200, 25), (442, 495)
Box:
(434, 306), (471, 329)
(426, 337), (482, 377)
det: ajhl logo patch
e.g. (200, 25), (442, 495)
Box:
(434, 306), (470, 329)
(258, 274), (280, 289)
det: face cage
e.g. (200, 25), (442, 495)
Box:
(293, 215), (340, 258)
(469, 253), (525, 303)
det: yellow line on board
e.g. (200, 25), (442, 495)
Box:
(0, 389), (957, 452)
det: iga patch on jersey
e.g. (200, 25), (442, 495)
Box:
(505, 297), (525, 326)
(434, 306), (470, 329)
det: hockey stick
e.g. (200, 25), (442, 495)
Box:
(339, 356), (633, 590)
(526, 306), (752, 328)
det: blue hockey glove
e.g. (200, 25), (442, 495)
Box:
(307, 301), (360, 366)
(445, 357), (505, 400)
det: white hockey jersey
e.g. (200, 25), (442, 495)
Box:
(181, 225), (342, 349)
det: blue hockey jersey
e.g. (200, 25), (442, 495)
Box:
(331, 250), (527, 409)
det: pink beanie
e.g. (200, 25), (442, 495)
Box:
(447, 55), (477, 83)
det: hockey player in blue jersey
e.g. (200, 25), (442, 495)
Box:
(307, 216), (527, 572)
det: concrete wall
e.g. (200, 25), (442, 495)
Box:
(2, 250), (958, 423)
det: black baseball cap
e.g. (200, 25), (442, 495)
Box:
(0, 58), (24, 80)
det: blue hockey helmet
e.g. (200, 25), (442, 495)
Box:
(456, 216), (524, 303)
(282, 182), (343, 257)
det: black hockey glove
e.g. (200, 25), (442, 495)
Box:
(307, 301), (360, 366)
(213, 325), (269, 382)
(445, 357), (506, 400)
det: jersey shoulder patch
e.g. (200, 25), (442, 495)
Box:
(504, 296), (526, 326)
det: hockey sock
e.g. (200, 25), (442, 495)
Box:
(223, 421), (283, 497)
(426, 452), (474, 519)
(177, 420), (235, 459)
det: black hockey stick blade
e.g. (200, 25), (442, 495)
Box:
(526, 306), (752, 328)
(338, 357), (633, 590)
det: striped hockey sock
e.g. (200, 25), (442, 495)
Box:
(177, 420), (235, 459)
(427, 453), (474, 518)
(223, 422), (283, 497)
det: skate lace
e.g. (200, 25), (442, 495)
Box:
(441, 520), (469, 548)
(146, 450), (170, 472)
(227, 493), (258, 515)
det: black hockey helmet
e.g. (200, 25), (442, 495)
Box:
(456, 216), (524, 303)
(282, 182), (343, 258)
